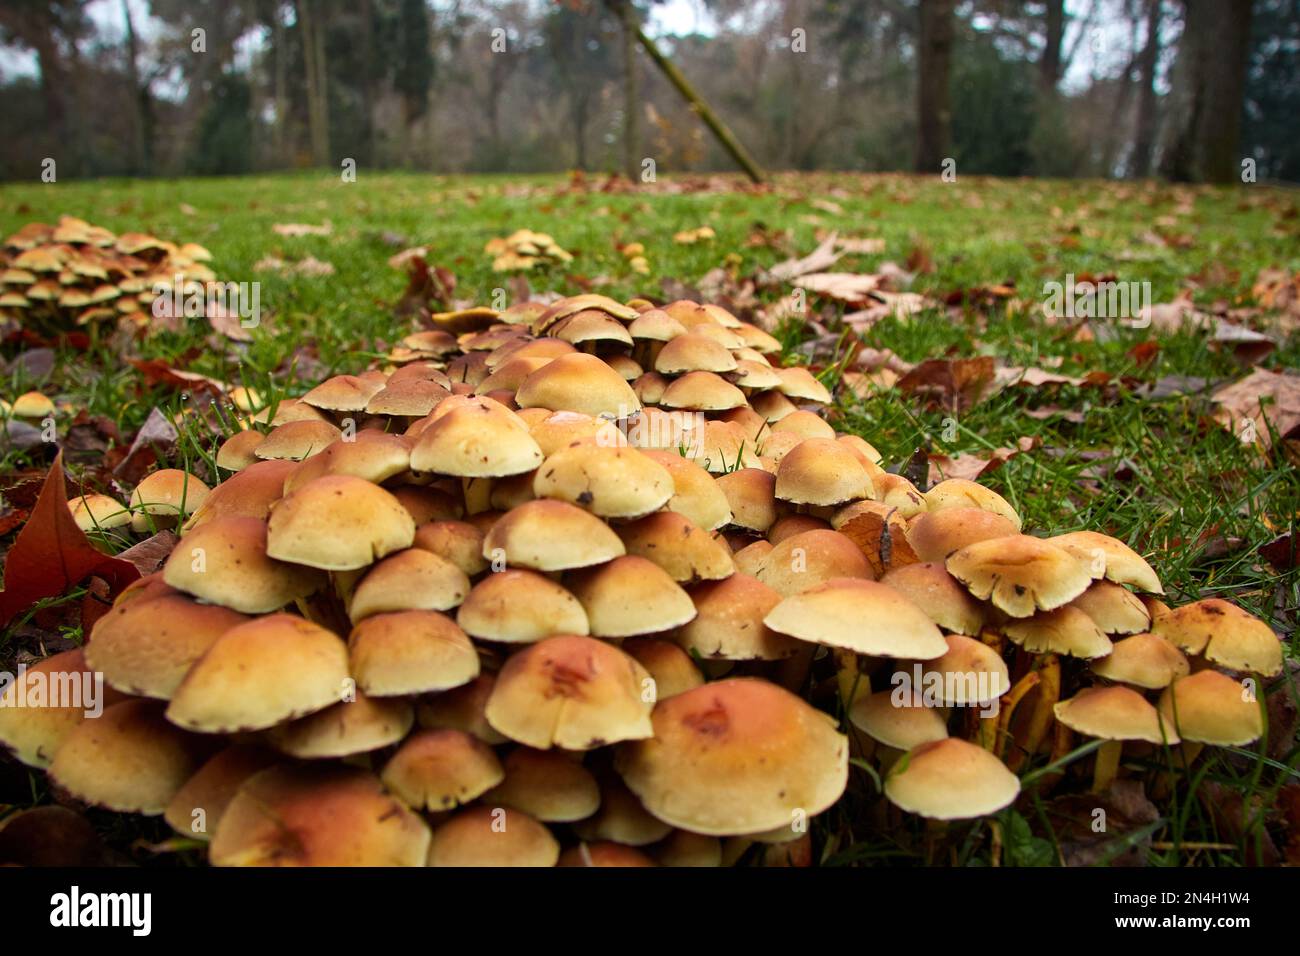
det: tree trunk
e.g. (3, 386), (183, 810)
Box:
(619, 1), (641, 180)
(297, 0), (330, 167)
(1039, 0), (1066, 92)
(274, 6), (289, 165)
(1130, 0), (1161, 177)
(122, 0), (152, 175)
(915, 0), (954, 173)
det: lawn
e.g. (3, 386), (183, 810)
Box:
(1, 170), (1298, 865)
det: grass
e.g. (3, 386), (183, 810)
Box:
(0, 170), (1297, 866)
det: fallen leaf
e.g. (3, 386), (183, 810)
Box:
(1211, 368), (1300, 451)
(271, 221), (332, 237)
(896, 356), (997, 412)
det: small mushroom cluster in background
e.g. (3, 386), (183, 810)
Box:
(0, 216), (214, 336)
(0, 293), (1283, 866)
(485, 230), (574, 273)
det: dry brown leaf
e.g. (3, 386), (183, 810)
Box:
(1211, 367), (1300, 451)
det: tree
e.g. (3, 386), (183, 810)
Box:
(392, 0), (433, 166)
(915, 0), (955, 172)
(1129, 0), (1162, 177)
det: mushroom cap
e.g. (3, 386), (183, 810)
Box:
(0, 648), (125, 768)
(554, 310), (635, 348)
(533, 442), (673, 518)
(716, 467), (778, 533)
(616, 510), (735, 583)
(348, 610), (480, 697)
(485, 635), (654, 750)
(427, 806), (559, 867)
(627, 308), (686, 342)
(516, 352), (641, 419)
(1054, 686), (1178, 744)
(211, 764), (430, 866)
(413, 519), (488, 576)
(416, 674), (507, 745)
(166, 614), (350, 733)
(880, 562), (986, 636)
(282, 431), (412, 492)
(1154, 599), (1282, 676)
(924, 478), (1022, 532)
(848, 689), (949, 751)
(732, 539), (773, 577)
(130, 469), (211, 525)
(458, 568), (589, 643)
(884, 738), (1020, 820)
(764, 578), (947, 658)
(639, 449), (733, 531)
(483, 747), (601, 823)
(654, 333), (738, 374)
(365, 377), (452, 417)
(730, 359), (783, 390)
(381, 728), (505, 811)
(163, 745), (280, 841)
(751, 389), (799, 422)
(1091, 633), (1191, 689)
(265, 475), (415, 571)
(527, 409), (626, 456)
(771, 410), (835, 440)
(735, 321), (782, 353)
(253, 419), (343, 461)
(265, 692), (413, 759)
(49, 699), (208, 815)
(677, 573), (801, 661)
(755, 529), (874, 597)
(215, 430), (265, 471)
(1048, 530), (1163, 594)
(906, 507), (1020, 564)
(874, 473), (928, 517)
(946, 534), (1094, 617)
(559, 842), (658, 867)
(181, 459), (296, 531)
(774, 366), (832, 403)
(1157, 670), (1263, 746)
(1003, 606), (1114, 659)
(301, 374), (385, 412)
(347, 548), (470, 622)
(615, 678), (848, 836)
(390, 484), (463, 525)
(660, 371), (748, 411)
(482, 498), (625, 571)
(573, 779), (673, 846)
(86, 594), (250, 699)
(410, 400), (543, 477)
(1067, 580), (1151, 635)
(774, 438), (874, 506)
(163, 516), (321, 614)
(565, 556), (697, 638)
(919, 635), (1011, 705)
(68, 493), (131, 532)
(621, 638), (705, 699)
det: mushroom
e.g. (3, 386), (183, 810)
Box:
(482, 747), (601, 823)
(427, 806), (558, 867)
(380, 728), (505, 811)
(765, 577), (947, 659)
(265, 475), (415, 571)
(348, 609), (480, 697)
(946, 534), (1094, 617)
(564, 556), (697, 638)
(1053, 686), (1179, 791)
(883, 737), (1020, 820)
(346, 548), (470, 622)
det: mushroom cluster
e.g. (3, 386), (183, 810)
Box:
(0, 292), (1283, 865)
(485, 230), (574, 273)
(0, 216), (215, 336)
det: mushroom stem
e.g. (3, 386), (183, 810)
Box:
(1091, 740), (1122, 792)
(832, 648), (869, 709)
(463, 477), (491, 515)
(993, 670), (1041, 758)
(774, 645), (816, 695)
(1009, 653), (1060, 773)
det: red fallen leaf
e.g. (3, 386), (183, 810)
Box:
(1259, 533), (1298, 571)
(0, 452), (140, 628)
(1126, 340), (1160, 367)
(128, 358), (227, 396)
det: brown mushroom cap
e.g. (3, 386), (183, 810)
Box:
(654, 333), (738, 374)
(166, 614), (350, 733)
(764, 577), (947, 659)
(301, 374), (385, 412)
(848, 689), (949, 751)
(1067, 580), (1151, 635)
(1003, 606), (1114, 659)
(1157, 670), (1263, 746)
(660, 371), (748, 411)
(906, 507), (1020, 563)
(266, 475), (415, 571)
(416, 674), (507, 745)
(616, 510), (735, 583)
(482, 498), (625, 571)
(215, 430), (265, 471)
(946, 534), (1094, 617)
(774, 366), (833, 403)
(413, 519), (488, 576)
(458, 569), (588, 642)
(349, 610), (480, 697)
(265, 692), (413, 759)
(881, 562), (986, 636)
(410, 400), (543, 477)
(527, 409), (626, 456)
(163, 745), (280, 841)
(615, 678), (848, 836)
(574, 779), (674, 846)
(253, 419), (343, 461)
(919, 635), (1011, 705)
(924, 478), (1022, 532)
(86, 594), (250, 699)
(483, 747), (601, 823)
(1054, 686), (1178, 744)
(211, 764), (430, 866)
(533, 442), (673, 518)
(49, 699), (208, 815)
(1091, 633), (1191, 689)
(427, 806), (559, 867)
(774, 438), (874, 507)
(485, 635), (654, 750)
(282, 431), (412, 492)
(640, 449), (733, 531)
(1048, 530), (1163, 594)
(0, 649), (125, 768)
(621, 638), (705, 699)
(365, 377), (452, 417)
(558, 841), (658, 867)
(163, 516), (321, 614)
(516, 352), (641, 419)
(677, 573), (801, 661)
(347, 548), (470, 622)
(181, 459), (296, 531)
(883, 738), (1020, 820)
(565, 556), (697, 638)
(381, 728), (505, 811)
(129, 469), (211, 530)
(755, 529), (875, 597)
(1153, 599), (1283, 676)
(716, 467), (778, 533)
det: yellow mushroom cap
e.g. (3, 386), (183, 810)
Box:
(482, 498), (625, 571)
(380, 728), (505, 811)
(774, 366), (832, 403)
(301, 374), (385, 412)
(1048, 530), (1163, 594)
(1053, 686), (1178, 744)
(615, 678), (848, 836)
(347, 547), (470, 622)
(253, 419), (342, 461)
(907, 507), (1020, 563)
(427, 806), (559, 867)
(848, 689), (949, 751)
(282, 431), (412, 492)
(0, 648), (126, 768)
(129, 469), (211, 530)
(533, 442), (673, 518)
(881, 562), (986, 635)
(164, 745), (280, 841)
(68, 493), (131, 531)
(483, 747), (601, 823)
(181, 458), (296, 531)
(616, 510), (735, 583)
(765, 577), (947, 658)
(775, 438), (874, 506)
(1067, 580), (1151, 635)
(1003, 606), (1114, 659)
(166, 614), (350, 733)
(565, 556), (697, 638)
(755, 529), (874, 597)
(516, 352), (641, 419)
(621, 638), (705, 699)
(409, 400), (543, 477)
(676, 573), (801, 661)
(946, 534), (1094, 617)
(884, 738), (1020, 820)
(1154, 599), (1283, 676)
(919, 635), (1011, 705)
(715, 467), (778, 533)
(413, 519), (488, 576)
(573, 779), (673, 846)
(924, 478), (1022, 532)
(660, 371), (748, 411)
(640, 449), (733, 531)
(163, 516), (321, 614)
(348, 610), (480, 697)
(458, 568), (589, 643)
(50, 699), (208, 815)
(215, 430), (265, 471)
(265, 692), (412, 759)
(1091, 633), (1191, 689)
(211, 764), (430, 866)
(265, 474), (415, 571)
(485, 635), (654, 750)
(1157, 670), (1264, 746)
(416, 674), (507, 745)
